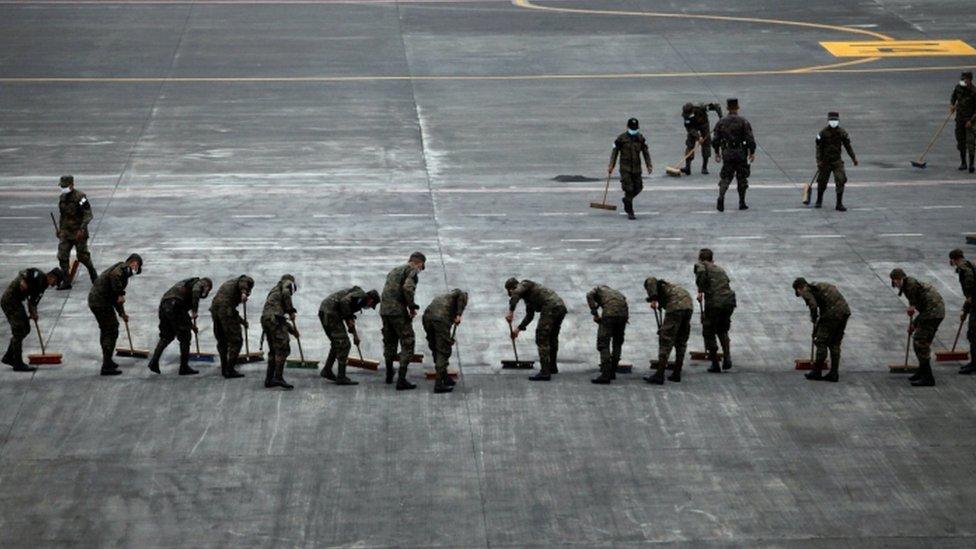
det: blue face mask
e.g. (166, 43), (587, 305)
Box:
(627, 129), (639, 136)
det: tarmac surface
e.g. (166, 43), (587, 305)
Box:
(1, 0), (976, 546)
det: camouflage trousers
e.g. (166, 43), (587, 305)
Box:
(89, 304), (119, 362)
(261, 317), (291, 373)
(382, 314), (415, 377)
(701, 305), (733, 354)
(320, 312), (351, 377)
(422, 315), (453, 380)
(816, 160), (847, 193)
(1, 297), (29, 360)
(657, 309), (691, 373)
(596, 316), (626, 378)
(536, 306), (566, 374)
(619, 172), (643, 214)
(968, 311), (976, 359)
(913, 317), (944, 362)
(212, 310), (244, 367)
(813, 315), (849, 366)
(955, 118), (975, 154)
(718, 149), (750, 198)
(685, 131), (711, 160)
(57, 234), (96, 282)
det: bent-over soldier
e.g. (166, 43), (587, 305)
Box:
(949, 249), (976, 374)
(505, 278), (567, 382)
(147, 277), (213, 376)
(422, 288), (468, 393)
(2, 268), (63, 371)
(319, 286), (379, 386)
(380, 252), (427, 391)
(681, 102), (722, 175)
(890, 268), (945, 387)
(88, 254), (142, 376)
(586, 285), (628, 384)
(694, 248), (736, 373)
(644, 277), (693, 385)
(261, 274), (298, 390)
(210, 275), (255, 379)
(793, 278), (851, 382)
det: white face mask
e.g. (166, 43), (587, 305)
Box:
(60, 187), (71, 194)
(961, 80), (968, 87)
(828, 120), (839, 128)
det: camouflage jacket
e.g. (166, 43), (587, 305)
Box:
(798, 282), (850, 322)
(694, 261), (735, 310)
(58, 189), (93, 233)
(712, 113), (756, 155)
(209, 275), (254, 321)
(510, 280), (565, 330)
(2, 268), (48, 316)
(585, 285), (629, 318)
(380, 264), (419, 317)
(610, 132), (651, 174)
(88, 262), (131, 315)
(816, 126), (856, 164)
(951, 83), (976, 119)
(683, 103), (721, 137)
(321, 286), (370, 320)
(160, 277), (209, 314)
(901, 277), (945, 321)
(261, 280), (296, 324)
(644, 277), (693, 311)
(956, 260), (976, 312)
(424, 289), (468, 322)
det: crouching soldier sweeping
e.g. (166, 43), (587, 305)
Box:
(890, 269), (945, 387)
(210, 275), (254, 379)
(694, 248), (736, 373)
(792, 278), (850, 382)
(644, 276), (693, 385)
(505, 278), (567, 382)
(319, 286), (379, 386)
(422, 288), (468, 394)
(261, 274), (298, 390)
(88, 254), (142, 376)
(586, 285), (628, 385)
(147, 277), (213, 375)
(949, 249), (976, 374)
(2, 268), (64, 371)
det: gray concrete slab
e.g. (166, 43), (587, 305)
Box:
(1, 0), (976, 546)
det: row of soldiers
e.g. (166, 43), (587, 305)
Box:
(7, 249), (973, 390)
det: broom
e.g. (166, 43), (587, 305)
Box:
(285, 319), (318, 369)
(911, 110), (953, 168)
(665, 138), (703, 177)
(116, 316), (150, 358)
(347, 324), (379, 370)
(27, 318), (62, 365)
(238, 302), (264, 363)
(689, 300), (723, 361)
(889, 314), (917, 373)
(794, 321), (817, 370)
(425, 324), (460, 380)
(648, 307), (676, 370)
(935, 312), (970, 362)
(801, 170), (819, 206)
(501, 319), (534, 369)
(188, 317), (215, 362)
(589, 173), (617, 211)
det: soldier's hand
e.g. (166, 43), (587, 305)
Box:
(121, 313), (129, 323)
(967, 121), (973, 129)
(962, 311), (969, 322)
(191, 312), (198, 321)
(55, 229), (61, 239)
(592, 315), (600, 324)
(853, 158), (859, 166)
(504, 311), (514, 324)
(75, 229), (86, 240)
(454, 315), (462, 326)
(649, 301), (659, 310)
(646, 164), (653, 174)
(906, 306), (916, 317)
(714, 155), (721, 164)
(696, 293), (703, 304)
(607, 165), (614, 174)
(511, 328), (521, 340)
(353, 335), (361, 346)
(191, 323), (199, 334)
(908, 323), (915, 334)
(117, 296), (126, 305)
(950, 105), (956, 114)
(29, 312), (38, 321)
(748, 154), (755, 164)
(408, 308), (417, 319)
(241, 293), (249, 303)
(241, 319), (249, 329)
(288, 312), (296, 322)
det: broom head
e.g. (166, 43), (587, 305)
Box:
(285, 358), (319, 369)
(116, 347), (150, 359)
(589, 202), (617, 211)
(935, 350), (969, 362)
(424, 368), (459, 380)
(665, 166), (682, 177)
(347, 356), (379, 370)
(28, 352), (62, 365)
(188, 352), (216, 363)
(888, 364), (917, 374)
(501, 359), (535, 369)
(615, 362), (633, 374)
(910, 160), (927, 169)
(794, 359), (815, 370)
(689, 350), (722, 361)
(649, 359), (677, 370)
(239, 352), (265, 363)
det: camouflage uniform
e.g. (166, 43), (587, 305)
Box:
(380, 264), (420, 382)
(510, 280), (566, 375)
(682, 103), (721, 173)
(797, 282), (851, 372)
(645, 277), (693, 378)
(815, 123), (856, 208)
(712, 112), (756, 209)
(319, 286), (371, 380)
(147, 278), (210, 373)
(261, 278), (297, 386)
(87, 262), (132, 367)
(694, 261), (736, 368)
(955, 260), (976, 363)
(1, 269), (48, 367)
(950, 80), (976, 168)
(209, 275), (254, 377)
(422, 289), (468, 382)
(609, 132), (652, 217)
(586, 285), (628, 380)
(900, 277), (945, 362)
(57, 185), (97, 283)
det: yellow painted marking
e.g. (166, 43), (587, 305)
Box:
(821, 40), (976, 57)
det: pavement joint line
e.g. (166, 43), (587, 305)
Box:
(878, 233), (924, 237)
(799, 234), (846, 238)
(0, 216), (41, 220)
(718, 236), (766, 240)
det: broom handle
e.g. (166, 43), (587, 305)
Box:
(355, 342), (365, 361)
(917, 111), (953, 163)
(292, 320), (306, 363)
(243, 302), (251, 355)
(951, 312), (968, 352)
(600, 173), (611, 205)
(810, 321), (817, 362)
(508, 320), (520, 363)
(653, 308), (662, 330)
(33, 318), (46, 355)
(679, 138), (703, 163)
(123, 318), (135, 352)
(259, 330), (265, 352)
(903, 316), (913, 367)
(193, 317), (201, 354)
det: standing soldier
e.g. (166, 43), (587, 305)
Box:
(88, 254), (143, 376)
(890, 269), (945, 387)
(586, 285), (628, 385)
(209, 275), (255, 379)
(608, 118), (653, 220)
(712, 98), (756, 211)
(680, 102), (722, 175)
(261, 274), (298, 390)
(644, 277), (693, 385)
(505, 278), (567, 382)
(792, 278), (851, 382)
(949, 249), (976, 374)
(2, 268), (64, 371)
(813, 112), (858, 211)
(694, 248), (736, 373)
(381, 252), (426, 391)
(950, 71), (976, 173)
(55, 175), (98, 289)
(146, 277), (213, 376)
(319, 286), (379, 386)
(422, 288), (468, 394)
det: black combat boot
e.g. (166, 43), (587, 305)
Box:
(701, 158), (709, 175)
(959, 360), (976, 375)
(270, 360), (293, 390)
(6, 343), (35, 372)
(959, 150), (968, 170)
(969, 152), (975, 173)
(146, 340), (166, 374)
(814, 187), (824, 208)
(1, 346), (15, 367)
(100, 354), (122, 376)
(835, 191), (847, 212)
(385, 359), (395, 384)
(908, 366), (923, 382)
(668, 351), (683, 382)
(223, 357), (245, 379)
(335, 376), (358, 386)
(434, 374), (454, 393)
(681, 158), (692, 176)
(264, 354), (275, 387)
(643, 370), (665, 384)
(738, 189), (748, 210)
(443, 374), (456, 387)
(823, 357), (839, 383)
(396, 377), (417, 391)
(805, 361), (824, 380)
(528, 368), (551, 381)
(86, 265), (98, 284)
(719, 335), (733, 370)
(321, 349), (337, 380)
(178, 340), (198, 376)
(707, 349), (722, 373)
(623, 198), (636, 220)
(592, 366), (612, 384)
(56, 279), (72, 291)
(716, 196), (725, 212)
(910, 359), (935, 387)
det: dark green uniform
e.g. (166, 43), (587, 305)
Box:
(901, 276), (945, 363)
(797, 282), (851, 377)
(319, 286), (371, 380)
(645, 277), (693, 379)
(261, 278), (297, 387)
(87, 262), (133, 369)
(422, 289), (468, 382)
(57, 187), (97, 284)
(147, 278), (210, 374)
(586, 285), (628, 380)
(380, 264), (420, 382)
(1, 269), (48, 368)
(682, 103), (721, 173)
(815, 125), (857, 207)
(712, 112), (756, 209)
(955, 260), (976, 367)
(209, 275), (254, 377)
(510, 280), (566, 375)
(950, 81), (976, 169)
(610, 132), (652, 217)
(694, 260), (736, 369)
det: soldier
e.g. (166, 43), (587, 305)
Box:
(586, 285), (628, 385)
(209, 275), (255, 379)
(505, 278), (567, 382)
(55, 175), (98, 289)
(380, 252), (426, 391)
(146, 277), (213, 376)
(681, 102), (722, 175)
(792, 278), (851, 382)
(644, 277), (693, 385)
(812, 112), (858, 211)
(1, 268), (64, 372)
(319, 286), (380, 386)
(608, 118), (653, 220)
(949, 249), (976, 374)
(712, 98), (756, 211)
(88, 254), (143, 376)
(261, 274), (298, 390)
(694, 248), (736, 373)
(950, 71), (976, 173)
(422, 288), (468, 394)
(890, 269), (945, 387)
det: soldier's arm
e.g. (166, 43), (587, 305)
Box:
(403, 274), (419, 311)
(842, 130), (857, 162)
(190, 282), (205, 317)
(694, 265), (708, 295)
(608, 140), (620, 171)
(586, 288), (599, 316)
(641, 138), (652, 169)
(711, 124), (722, 155)
(801, 290), (819, 321)
(815, 133), (823, 165)
(518, 307), (535, 331)
(708, 103), (723, 118)
(282, 289), (296, 316)
(744, 121), (757, 155)
(111, 270), (127, 315)
(79, 194), (93, 231)
(964, 267), (976, 300)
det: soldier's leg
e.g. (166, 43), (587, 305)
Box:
(807, 321), (831, 380)
(93, 306), (121, 373)
(2, 303), (30, 369)
(911, 319), (941, 386)
(833, 162), (848, 211)
(270, 327), (293, 389)
(967, 125), (976, 171)
(550, 310), (564, 373)
(815, 169), (831, 207)
(381, 316), (397, 384)
(966, 312), (976, 370)
(223, 318), (244, 378)
(702, 310), (720, 371)
(718, 307), (733, 369)
(176, 324), (197, 375)
(534, 314), (554, 377)
(612, 318), (625, 371)
(333, 327), (352, 383)
(148, 305), (177, 373)
(433, 321), (453, 384)
(320, 315), (341, 380)
(74, 237), (97, 283)
(701, 135), (712, 174)
(653, 311), (679, 379)
(396, 316), (415, 379)
(671, 310), (692, 380)
(212, 312), (228, 370)
(736, 161), (751, 210)
(824, 316), (847, 382)
(956, 120), (968, 169)
(717, 159), (734, 211)
(595, 319), (612, 380)
(56, 238), (72, 279)
(684, 133), (697, 174)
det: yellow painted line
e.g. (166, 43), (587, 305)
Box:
(786, 57), (881, 73)
(821, 40), (976, 57)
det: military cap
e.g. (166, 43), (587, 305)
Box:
(365, 289), (380, 308)
(59, 175), (74, 188)
(281, 274), (295, 283)
(950, 249), (965, 260)
(409, 251), (427, 263)
(126, 253), (144, 274)
(792, 277), (809, 290)
(47, 267), (66, 286)
(889, 268), (906, 280)
(682, 103), (693, 115)
(644, 276), (659, 301)
(962, 71), (973, 80)
(726, 98), (739, 110)
(827, 112), (839, 120)
(698, 248), (714, 262)
(627, 118), (639, 130)
(504, 277), (519, 291)
(239, 275), (255, 291)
